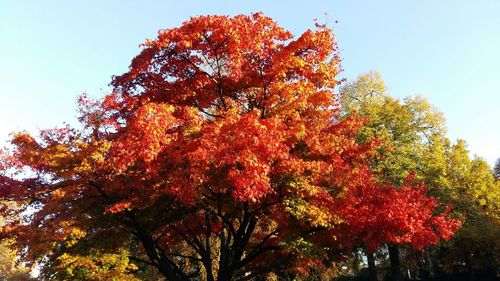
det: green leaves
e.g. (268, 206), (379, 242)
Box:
(341, 72), (446, 186)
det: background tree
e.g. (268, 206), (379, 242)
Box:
(340, 71), (446, 187)
(431, 141), (500, 280)
(339, 71), (450, 281)
(340, 71), (500, 281)
(494, 158), (500, 180)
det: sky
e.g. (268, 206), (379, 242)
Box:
(0, 0), (499, 165)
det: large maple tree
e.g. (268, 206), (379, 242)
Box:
(0, 13), (460, 280)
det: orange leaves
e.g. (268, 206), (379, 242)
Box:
(0, 13), (463, 279)
(106, 200), (132, 214)
(187, 111), (289, 202)
(109, 103), (180, 172)
(112, 13), (339, 123)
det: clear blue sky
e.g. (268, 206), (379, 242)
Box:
(1, 1), (499, 165)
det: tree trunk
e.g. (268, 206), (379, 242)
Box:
(416, 250), (430, 280)
(464, 250), (475, 281)
(424, 249), (435, 279)
(367, 249), (379, 281)
(353, 250), (362, 274)
(388, 244), (404, 281)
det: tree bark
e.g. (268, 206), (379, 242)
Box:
(353, 250), (362, 274)
(416, 250), (429, 280)
(388, 244), (404, 281)
(464, 250), (475, 281)
(367, 249), (379, 281)
(425, 249), (435, 279)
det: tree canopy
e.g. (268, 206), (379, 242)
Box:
(0, 14), (460, 280)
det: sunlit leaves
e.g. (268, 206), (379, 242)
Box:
(0, 14), (462, 280)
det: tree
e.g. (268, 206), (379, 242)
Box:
(340, 71), (446, 187)
(339, 72), (455, 281)
(432, 141), (500, 280)
(0, 14), (459, 280)
(340, 72), (499, 281)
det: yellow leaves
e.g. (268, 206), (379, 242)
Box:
(306, 204), (336, 228)
(55, 248), (140, 281)
(183, 123), (202, 137)
(58, 221), (87, 247)
(285, 180), (343, 228)
(288, 180), (318, 197)
(44, 144), (71, 167)
(285, 198), (337, 228)
(0, 239), (31, 280)
(8, 128), (112, 180)
(291, 56), (306, 68)
(63, 233), (83, 247)
(478, 198), (487, 206)
(74, 140), (111, 174)
(89, 141), (111, 164)
(442, 143), (500, 221)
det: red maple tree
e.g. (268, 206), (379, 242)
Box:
(0, 13), (460, 280)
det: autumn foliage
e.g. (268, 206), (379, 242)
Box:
(0, 13), (460, 280)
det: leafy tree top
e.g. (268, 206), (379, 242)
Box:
(0, 14), (460, 280)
